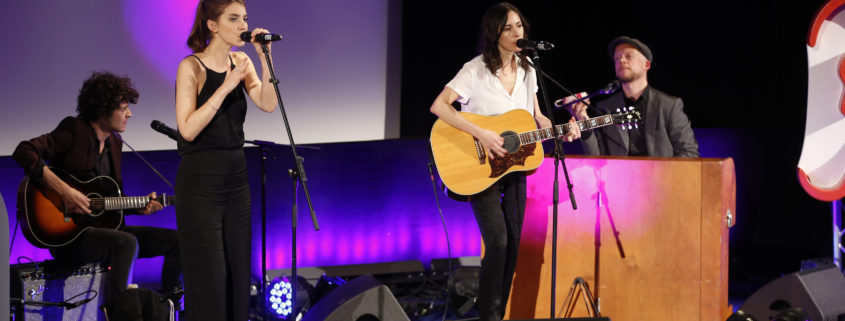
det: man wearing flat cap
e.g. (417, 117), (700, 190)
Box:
(565, 36), (699, 157)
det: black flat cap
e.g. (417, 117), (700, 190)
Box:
(608, 36), (653, 62)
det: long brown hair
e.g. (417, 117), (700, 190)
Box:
(479, 2), (531, 76)
(186, 0), (246, 53)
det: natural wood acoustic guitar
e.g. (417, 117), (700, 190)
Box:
(430, 108), (640, 196)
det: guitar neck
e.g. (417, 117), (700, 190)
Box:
(517, 114), (617, 145)
(91, 195), (174, 211)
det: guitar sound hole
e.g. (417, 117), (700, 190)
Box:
(500, 131), (520, 153)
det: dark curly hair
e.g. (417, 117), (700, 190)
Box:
(479, 2), (531, 76)
(76, 72), (139, 122)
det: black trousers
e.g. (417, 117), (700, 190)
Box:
(176, 149), (251, 321)
(49, 225), (181, 301)
(470, 172), (526, 321)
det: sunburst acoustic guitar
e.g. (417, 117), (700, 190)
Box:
(16, 169), (175, 248)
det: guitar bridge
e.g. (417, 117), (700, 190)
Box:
(474, 138), (486, 164)
(62, 204), (71, 222)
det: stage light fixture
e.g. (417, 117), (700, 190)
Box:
(266, 275), (314, 320)
(267, 277), (294, 318)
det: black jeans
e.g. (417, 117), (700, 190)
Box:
(49, 225), (181, 301)
(470, 172), (526, 321)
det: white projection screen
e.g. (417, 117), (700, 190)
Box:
(0, 0), (400, 155)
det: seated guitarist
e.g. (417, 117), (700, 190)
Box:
(12, 72), (181, 303)
(429, 3), (580, 321)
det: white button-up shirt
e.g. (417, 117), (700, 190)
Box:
(446, 54), (538, 117)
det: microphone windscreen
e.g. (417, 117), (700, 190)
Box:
(240, 31), (252, 42)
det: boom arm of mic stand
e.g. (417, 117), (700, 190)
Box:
(525, 60), (604, 116)
(245, 140), (321, 150)
(116, 134), (175, 190)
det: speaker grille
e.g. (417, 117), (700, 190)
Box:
(10, 261), (108, 321)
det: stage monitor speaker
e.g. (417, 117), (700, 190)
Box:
(10, 261), (108, 321)
(301, 274), (410, 321)
(739, 265), (845, 321)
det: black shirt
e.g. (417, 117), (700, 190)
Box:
(177, 54), (248, 155)
(94, 137), (113, 178)
(624, 87), (649, 156)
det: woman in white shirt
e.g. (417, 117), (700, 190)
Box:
(429, 2), (580, 320)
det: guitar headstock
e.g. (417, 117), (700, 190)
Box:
(611, 106), (642, 130)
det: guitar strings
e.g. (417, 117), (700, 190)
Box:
(507, 124), (572, 144)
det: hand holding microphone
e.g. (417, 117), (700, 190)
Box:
(240, 30), (283, 44)
(555, 81), (621, 120)
(561, 92), (591, 121)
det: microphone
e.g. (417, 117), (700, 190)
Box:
(516, 38), (554, 51)
(598, 80), (621, 95)
(151, 120), (179, 141)
(240, 31), (283, 43)
(554, 80), (621, 108)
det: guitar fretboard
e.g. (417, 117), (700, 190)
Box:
(101, 196), (150, 211)
(518, 114), (615, 145)
(88, 195), (173, 211)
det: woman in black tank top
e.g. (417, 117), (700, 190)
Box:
(174, 1), (278, 320)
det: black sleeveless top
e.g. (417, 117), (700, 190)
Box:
(177, 54), (247, 155)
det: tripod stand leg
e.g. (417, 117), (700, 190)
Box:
(559, 277), (602, 318)
(560, 278), (579, 317)
(575, 277), (601, 317)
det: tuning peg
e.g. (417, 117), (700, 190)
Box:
(627, 124), (633, 130)
(634, 123), (639, 129)
(616, 108), (621, 113)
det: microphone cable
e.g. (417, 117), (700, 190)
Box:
(426, 145), (452, 321)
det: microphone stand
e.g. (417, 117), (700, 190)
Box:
(526, 61), (606, 116)
(244, 139), (320, 321)
(527, 49), (577, 319)
(258, 42), (319, 320)
(243, 139), (273, 321)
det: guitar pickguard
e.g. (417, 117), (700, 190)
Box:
(488, 143), (536, 178)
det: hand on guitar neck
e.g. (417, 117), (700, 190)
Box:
(138, 191), (164, 215)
